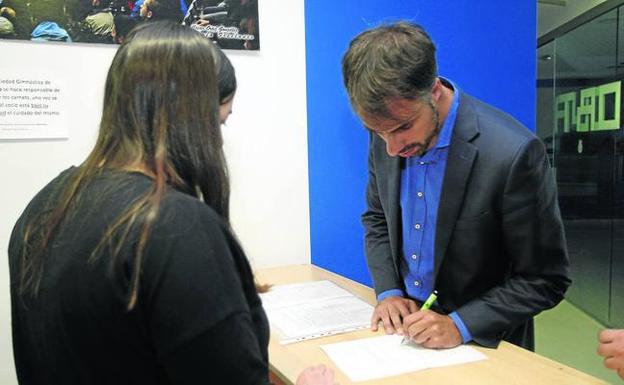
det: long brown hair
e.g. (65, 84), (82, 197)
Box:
(20, 21), (229, 309)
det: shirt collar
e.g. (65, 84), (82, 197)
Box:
(434, 77), (460, 149)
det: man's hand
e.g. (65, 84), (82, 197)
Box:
(402, 310), (462, 348)
(371, 296), (418, 335)
(598, 329), (624, 379)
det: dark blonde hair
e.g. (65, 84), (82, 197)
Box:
(20, 21), (228, 309)
(342, 21), (438, 118)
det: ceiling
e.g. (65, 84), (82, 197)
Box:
(538, 0), (607, 37)
(537, 0), (621, 80)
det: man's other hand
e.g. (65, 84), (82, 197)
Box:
(371, 296), (418, 335)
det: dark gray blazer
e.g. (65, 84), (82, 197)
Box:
(362, 91), (571, 350)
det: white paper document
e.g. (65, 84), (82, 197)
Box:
(321, 335), (487, 382)
(260, 280), (373, 344)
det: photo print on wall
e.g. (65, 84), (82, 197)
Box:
(0, 0), (259, 50)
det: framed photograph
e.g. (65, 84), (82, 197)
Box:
(0, 0), (259, 49)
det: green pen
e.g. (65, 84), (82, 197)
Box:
(401, 290), (438, 344)
(420, 290), (438, 311)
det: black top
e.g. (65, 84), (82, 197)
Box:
(9, 168), (271, 385)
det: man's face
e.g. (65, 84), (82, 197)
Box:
(361, 94), (441, 158)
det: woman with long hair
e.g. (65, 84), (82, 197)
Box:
(9, 21), (333, 385)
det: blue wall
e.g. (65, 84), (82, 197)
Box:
(305, 1), (537, 287)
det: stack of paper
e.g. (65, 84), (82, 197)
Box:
(260, 280), (374, 344)
(321, 335), (488, 382)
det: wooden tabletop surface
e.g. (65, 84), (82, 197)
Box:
(256, 264), (608, 385)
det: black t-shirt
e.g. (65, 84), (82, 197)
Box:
(9, 168), (270, 385)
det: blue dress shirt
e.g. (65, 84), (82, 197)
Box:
(377, 79), (472, 343)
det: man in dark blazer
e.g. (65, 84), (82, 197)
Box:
(342, 22), (571, 351)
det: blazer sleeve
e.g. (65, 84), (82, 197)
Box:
(362, 135), (404, 297)
(454, 137), (571, 347)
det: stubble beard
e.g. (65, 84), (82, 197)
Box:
(405, 103), (441, 157)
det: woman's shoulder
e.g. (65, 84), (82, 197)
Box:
(159, 188), (226, 234)
(93, 169), (226, 235)
(15, 166), (78, 223)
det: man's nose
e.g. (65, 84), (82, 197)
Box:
(384, 137), (402, 157)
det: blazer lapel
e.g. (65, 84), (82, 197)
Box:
(386, 156), (402, 264)
(434, 95), (479, 278)
(372, 134), (403, 274)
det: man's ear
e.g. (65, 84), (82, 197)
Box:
(431, 78), (443, 103)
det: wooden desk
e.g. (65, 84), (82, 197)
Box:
(257, 264), (607, 385)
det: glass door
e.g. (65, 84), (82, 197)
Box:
(539, 8), (622, 326)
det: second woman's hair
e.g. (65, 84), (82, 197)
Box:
(214, 46), (237, 103)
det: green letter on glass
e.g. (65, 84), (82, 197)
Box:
(594, 80), (621, 131)
(576, 87), (596, 132)
(555, 92), (577, 133)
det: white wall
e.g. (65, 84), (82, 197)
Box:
(0, 1), (309, 382)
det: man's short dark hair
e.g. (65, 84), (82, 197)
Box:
(342, 21), (438, 118)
